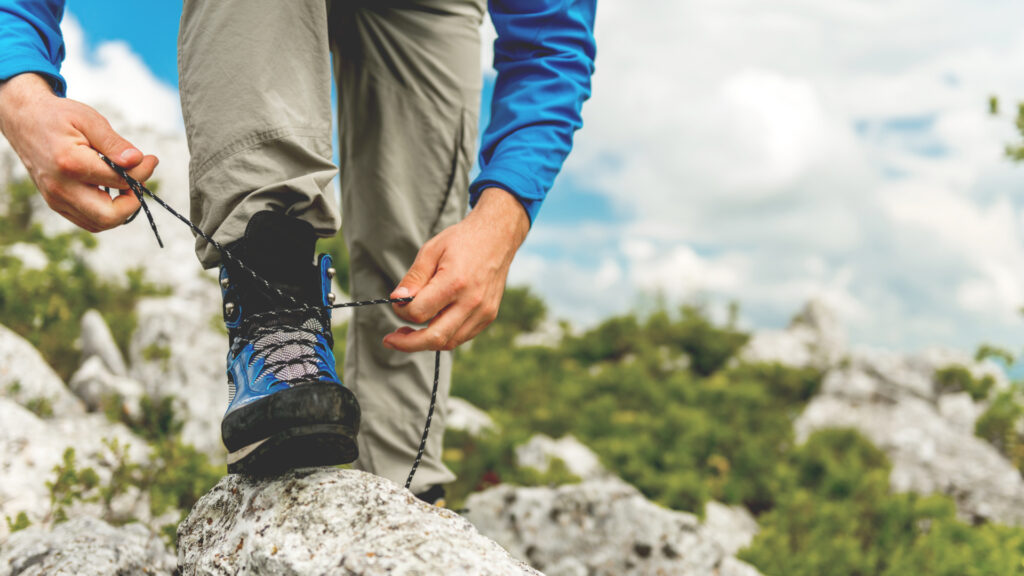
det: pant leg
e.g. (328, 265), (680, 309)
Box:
(330, 0), (485, 493)
(179, 0), (341, 268)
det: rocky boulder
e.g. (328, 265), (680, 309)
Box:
(464, 479), (762, 576)
(796, 381), (1024, 526)
(0, 324), (84, 419)
(177, 468), (541, 576)
(79, 309), (128, 377)
(740, 299), (845, 370)
(0, 516), (174, 576)
(515, 434), (609, 481)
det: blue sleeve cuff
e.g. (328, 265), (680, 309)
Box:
(0, 54), (66, 96)
(470, 166), (544, 225)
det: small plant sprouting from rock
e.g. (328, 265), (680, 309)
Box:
(46, 447), (100, 524)
(4, 511), (31, 533)
(934, 365), (995, 402)
(141, 342), (172, 372)
(24, 396), (54, 418)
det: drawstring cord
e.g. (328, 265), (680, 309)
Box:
(98, 154), (437, 491)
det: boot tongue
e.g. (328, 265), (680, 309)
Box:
(229, 211), (320, 309)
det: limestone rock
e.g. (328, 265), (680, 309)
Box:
(130, 294), (227, 458)
(177, 468), (541, 576)
(0, 398), (152, 540)
(740, 299), (844, 370)
(0, 324), (84, 418)
(796, 394), (1024, 525)
(69, 356), (145, 420)
(448, 397), (496, 436)
(703, 501), (758, 557)
(465, 479), (762, 576)
(80, 309), (128, 376)
(0, 516), (174, 576)
(4, 242), (47, 271)
(515, 434), (608, 481)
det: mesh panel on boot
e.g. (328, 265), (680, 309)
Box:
(253, 316), (326, 381)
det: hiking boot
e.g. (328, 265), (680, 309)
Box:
(218, 211), (359, 475)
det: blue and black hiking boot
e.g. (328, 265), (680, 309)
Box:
(218, 210), (359, 475)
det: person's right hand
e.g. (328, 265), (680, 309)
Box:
(0, 73), (158, 232)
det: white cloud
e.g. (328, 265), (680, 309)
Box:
(509, 0), (1024, 351)
(60, 15), (182, 134)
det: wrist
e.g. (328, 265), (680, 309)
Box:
(0, 73), (53, 133)
(472, 187), (531, 248)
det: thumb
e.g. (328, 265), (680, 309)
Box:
(78, 110), (143, 168)
(392, 241), (442, 300)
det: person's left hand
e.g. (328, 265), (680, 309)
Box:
(383, 187), (530, 352)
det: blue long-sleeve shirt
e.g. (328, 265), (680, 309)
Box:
(0, 0), (596, 223)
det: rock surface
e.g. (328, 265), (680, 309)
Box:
(69, 356), (145, 419)
(703, 501), (759, 557)
(0, 516), (174, 576)
(447, 397), (496, 436)
(130, 294), (227, 458)
(465, 479), (762, 576)
(515, 434), (609, 481)
(0, 324), (84, 419)
(80, 309), (128, 377)
(0, 398), (153, 540)
(740, 299), (845, 369)
(178, 468), (541, 576)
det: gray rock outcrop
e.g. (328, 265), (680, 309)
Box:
(130, 294), (227, 458)
(447, 397), (496, 436)
(465, 479), (762, 576)
(0, 516), (174, 576)
(177, 468), (541, 576)
(0, 324), (84, 419)
(740, 299), (845, 369)
(515, 434), (609, 481)
(80, 309), (128, 376)
(796, 346), (1024, 526)
(69, 356), (145, 419)
(0, 397), (153, 540)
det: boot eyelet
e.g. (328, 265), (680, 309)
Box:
(327, 267), (337, 279)
(220, 277), (230, 289)
(327, 293), (336, 305)
(225, 302), (236, 316)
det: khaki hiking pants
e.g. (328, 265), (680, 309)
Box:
(179, 0), (485, 492)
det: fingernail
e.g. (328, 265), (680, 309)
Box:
(394, 286), (410, 298)
(381, 337), (395, 350)
(119, 148), (140, 162)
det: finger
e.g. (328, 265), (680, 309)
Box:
(394, 268), (461, 325)
(383, 304), (471, 352)
(58, 146), (146, 189)
(63, 182), (141, 231)
(391, 240), (444, 302)
(126, 154), (159, 184)
(73, 110), (145, 169)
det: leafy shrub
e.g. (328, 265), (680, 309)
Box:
(975, 387), (1024, 471)
(741, 429), (1024, 576)
(0, 178), (166, 379)
(935, 365), (995, 401)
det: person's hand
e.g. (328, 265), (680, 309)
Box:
(383, 187), (531, 352)
(0, 73), (158, 232)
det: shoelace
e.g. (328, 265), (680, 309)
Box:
(99, 154), (437, 491)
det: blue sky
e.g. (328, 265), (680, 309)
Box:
(58, 1), (1024, 354)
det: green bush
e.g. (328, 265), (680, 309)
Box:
(0, 178), (166, 380)
(935, 365), (996, 401)
(741, 429), (1024, 576)
(976, 387), (1024, 471)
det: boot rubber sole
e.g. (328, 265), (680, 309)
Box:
(222, 381), (360, 476)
